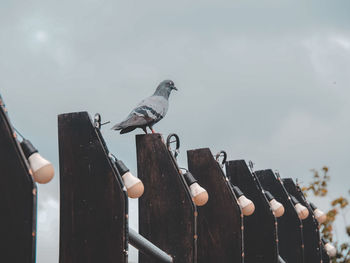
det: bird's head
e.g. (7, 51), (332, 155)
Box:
(154, 80), (177, 99)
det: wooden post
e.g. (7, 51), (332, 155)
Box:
(58, 112), (128, 263)
(256, 169), (305, 263)
(283, 178), (323, 263)
(0, 99), (37, 263)
(137, 134), (196, 263)
(187, 148), (243, 263)
(225, 160), (278, 263)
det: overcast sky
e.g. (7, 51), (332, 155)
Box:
(1, 1), (350, 262)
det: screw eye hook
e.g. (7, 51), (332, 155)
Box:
(94, 113), (110, 130)
(166, 133), (180, 159)
(94, 113), (101, 129)
(248, 160), (255, 172)
(215, 150), (227, 167)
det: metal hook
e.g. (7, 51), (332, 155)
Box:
(0, 94), (5, 108)
(166, 133), (180, 159)
(94, 113), (110, 130)
(215, 150), (227, 167)
(274, 170), (282, 181)
(94, 113), (101, 129)
(248, 160), (254, 171)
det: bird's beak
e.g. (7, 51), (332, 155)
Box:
(172, 86), (178, 91)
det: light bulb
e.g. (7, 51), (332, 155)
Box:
(20, 139), (54, 184)
(310, 203), (327, 224)
(265, 191), (284, 218)
(189, 182), (209, 206)
(294, 203), (309, 220)
(314, 208), (327, 224)
(324, 242), (337, 257)
(237, 195), (255, 216)
(122, 171), (144, 198)
(183, 171), (209, 206)
(231, 185), (255, 216)
(28, 153), (55, 184)
(115, 159), (144, 198)
(290, 195), (309, 220)
(270, 199), (285, 218)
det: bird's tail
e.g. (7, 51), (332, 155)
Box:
(111, 122), (124, 130)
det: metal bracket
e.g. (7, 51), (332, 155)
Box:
(166, 133), (180, 160)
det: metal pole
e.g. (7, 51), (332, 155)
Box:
(128, 228), (173, 263)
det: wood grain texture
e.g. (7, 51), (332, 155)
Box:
(283, 178), (322, 263)
(187, 148), (243, 263)
(256, 169), (305, 263)
(0, 103), (36, 263)
(58, 112), (127, 263)
(137, 134), (196, 263)
(226, 160), (278, 263)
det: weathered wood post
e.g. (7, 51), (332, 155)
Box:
(283, 178), (323, 263)
(137, 134), (197, 263)
(187, 148), (243, 263)
(256, 169), (305, 263)
(58, 112), (128, 263)
(225, 160), (279, 263)
(0, 98), (37, 263)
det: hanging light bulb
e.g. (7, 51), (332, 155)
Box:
(115, 159), (144, 199)
(322, 238), (337, 257)
(290, 195), (309, 220)
(183, 171), (208, 206)
(20, 139), (54, 184)
(232, 185), (255, 216)
(265, 191), (285, 218)
(310, 203), (327, 224)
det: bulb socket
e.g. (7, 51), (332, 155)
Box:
(265, 191), (274, 201)
(231, 185), (244, 198)
(183, 171), (197, 186)
(20, 139), (38, 159)
(310, 202), (317, 211)
(115, 160), (129, 175)
(290, 195), (300, 205)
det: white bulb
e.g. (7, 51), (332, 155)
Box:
(189, 183), (209, 206)
(238, 195), (255, 216)
(269, 199), (285, 217)
(122, 172), (144, 198)
(314, 208), (327, 224)
(294, 203), (309, 220)
(325, 242), (337, 257)
(28, 153), (54, 184)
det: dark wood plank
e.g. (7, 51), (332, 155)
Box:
(137, 134), (197, 263)
(226, 160), (278, 263)
(256, 169), (304, 263)
(58, 112), (127, 263)
(0, 102), (36, 263)
(283, 178), (322, 263)
(187, 148), (243, 263)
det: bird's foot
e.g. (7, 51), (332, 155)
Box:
(151, 128), (156, 134)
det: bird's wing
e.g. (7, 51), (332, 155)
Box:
(112, 95), (168, 131)
(133, 95), (169, 119)
(111, 114), (149, 130)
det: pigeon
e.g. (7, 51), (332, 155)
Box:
(112, 80), (177, 134)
